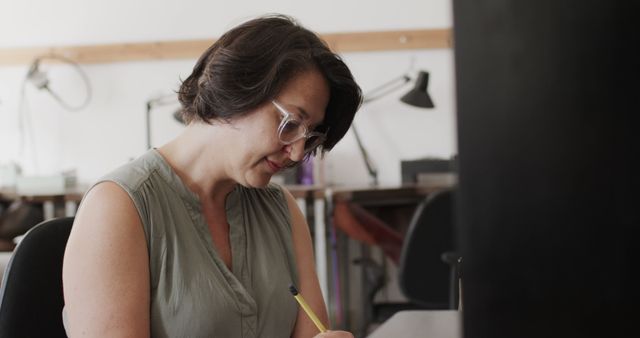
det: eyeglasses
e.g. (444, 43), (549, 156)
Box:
(272, 100), (327, 154)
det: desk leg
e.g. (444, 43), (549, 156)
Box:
(295, 197), (307, 220)
(43, 201), (55, 220)
(65, 200), (78, 217)
(313, 196), (329, 304)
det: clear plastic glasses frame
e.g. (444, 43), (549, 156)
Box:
(272, 100), (327, 154)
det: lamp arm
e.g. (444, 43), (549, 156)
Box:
(350, 74), (410, 185)
(351, 124), (378, 186)
(362, 74), (410, 104)
(145, 93), (179, 149)
(145, 102), (152, 150)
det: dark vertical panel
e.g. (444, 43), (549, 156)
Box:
(453, 1), (639, 337)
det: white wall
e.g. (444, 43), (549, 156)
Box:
(0, 0), (455, 186)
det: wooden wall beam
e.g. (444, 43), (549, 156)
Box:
(0, 28), (451, 66)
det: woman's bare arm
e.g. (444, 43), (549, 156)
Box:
(284, 188), (329, 338)
(284, 188), (354, 338)
(62, 182), (150, 337)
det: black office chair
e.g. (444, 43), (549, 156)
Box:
(355, 189), (459, 337)
(0, 217), (74, 338)
(398, 188), (461, 309)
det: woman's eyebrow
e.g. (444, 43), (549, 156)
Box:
(292, 104), (323, 128)
(293, 106), (310, 119)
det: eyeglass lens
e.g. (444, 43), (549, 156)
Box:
(279, 119), (324, 153)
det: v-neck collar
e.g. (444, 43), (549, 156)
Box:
(147, 149), (257, 316)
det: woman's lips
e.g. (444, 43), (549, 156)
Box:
(265, 159), (283, 172)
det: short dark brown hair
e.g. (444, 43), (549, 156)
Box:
(177, 14), (362, 153)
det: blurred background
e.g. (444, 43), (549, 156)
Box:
(0, 0), (456, 187)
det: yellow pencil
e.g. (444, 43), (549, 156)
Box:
(288, 284), (327, 333)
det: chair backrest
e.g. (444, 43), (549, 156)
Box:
(0, 217), (73, 338)
(398, 189), (454, 308)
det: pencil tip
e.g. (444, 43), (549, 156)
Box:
(288, 284), (299, 295)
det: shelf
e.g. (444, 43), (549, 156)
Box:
(0, 28), (451, 65)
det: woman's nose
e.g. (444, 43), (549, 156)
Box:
(283, 138), (306, 162)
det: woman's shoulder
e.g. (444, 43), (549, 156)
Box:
(77, 151), (167, 219)
(98, 150), (163, 192)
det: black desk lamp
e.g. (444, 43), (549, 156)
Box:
(354, 70), (435, 186)
(400, 71), (435, 108)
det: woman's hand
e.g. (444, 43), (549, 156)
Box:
(313, 330), (354, 338)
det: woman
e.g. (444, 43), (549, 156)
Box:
(62, 14), (361, 338)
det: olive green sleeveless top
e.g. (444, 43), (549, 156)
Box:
(64, 149), (300, 337)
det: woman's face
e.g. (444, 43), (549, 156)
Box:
(225, 68), (330, 188)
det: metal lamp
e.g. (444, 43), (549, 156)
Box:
(353, 70), (435, 186)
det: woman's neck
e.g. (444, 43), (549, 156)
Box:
(156, 123), (236, 205)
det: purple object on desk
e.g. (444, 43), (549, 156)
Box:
(298, 158), (314, 185)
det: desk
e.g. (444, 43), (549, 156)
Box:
(367, 310), (461, 338)
(0, 187), (85, 220)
